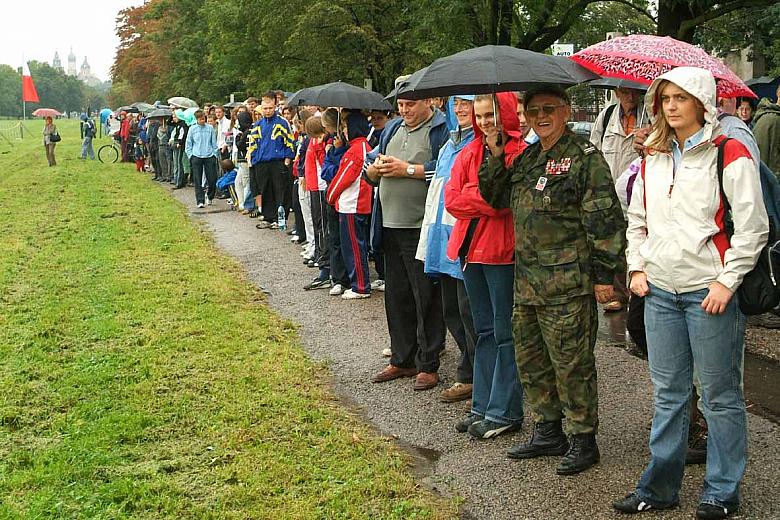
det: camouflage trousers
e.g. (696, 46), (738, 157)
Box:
(512, 295), (599, 435)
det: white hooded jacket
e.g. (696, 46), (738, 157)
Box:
(626, 67), (768, 294)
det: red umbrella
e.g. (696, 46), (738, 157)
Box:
(571, 34), (755, 99)
(32, 108), (62, 117)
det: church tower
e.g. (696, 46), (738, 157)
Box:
(80, 57), (91, 80)
(67, 48), (77, 76)
(53, 51), (62, 71)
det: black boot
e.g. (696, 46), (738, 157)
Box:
(556, 433), (600, 475)
(507, 420), (569, 459)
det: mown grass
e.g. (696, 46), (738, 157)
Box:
(0, 120), (456, 519)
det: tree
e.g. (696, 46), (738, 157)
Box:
(0, 65), (22, 117)
(657, 0), (780, 43)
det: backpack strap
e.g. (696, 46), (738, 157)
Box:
(600, 104), (617, 146)
(715, 136), (733, 237)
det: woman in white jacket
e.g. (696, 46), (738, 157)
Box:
(613, 67), (767, 520)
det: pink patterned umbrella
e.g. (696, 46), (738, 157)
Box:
(571, 34), (755, 99)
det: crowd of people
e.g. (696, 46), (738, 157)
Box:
(99, 72), (780, 520)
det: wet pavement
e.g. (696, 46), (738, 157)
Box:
(598, 309), (780, 425)
(171, 188), (780, 520)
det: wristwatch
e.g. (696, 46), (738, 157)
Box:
(406, 164), (416, 176)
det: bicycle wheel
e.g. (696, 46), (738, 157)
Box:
(98, 144), (119, 163)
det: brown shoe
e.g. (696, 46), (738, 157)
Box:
(413, 372), (439, 391)
(372, 365), (418, 383)
(440, 382), (473, 403)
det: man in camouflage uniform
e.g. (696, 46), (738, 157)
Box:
(478, 85), (626, 475)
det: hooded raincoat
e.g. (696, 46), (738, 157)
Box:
(445, 92), (527, 266)
(627, 67), (768, 294)
(415, 96), (477, 278)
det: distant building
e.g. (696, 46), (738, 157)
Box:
(78, 57), (101, 87)
(52, 51), (63, 72)
(67, 48), (77, 76)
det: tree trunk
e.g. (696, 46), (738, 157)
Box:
(657, 0), (697, 42)
(497, 0), (513, 46)
(488, 0), (499, 45)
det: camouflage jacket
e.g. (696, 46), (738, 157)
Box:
(478, 131), (627, 305)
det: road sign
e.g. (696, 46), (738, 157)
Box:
(552, 44), (575, 57)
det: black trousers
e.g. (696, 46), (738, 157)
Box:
(310, 191), (329, 269)
(383, 227), (445, 373)
(256, 160), (288, 223)
(291, 179), (305, 240)
(626, 293), (647, 355)
(327, 202), (349, 286)
(441, 275), (477, 384)
(191, 155), (217, 204)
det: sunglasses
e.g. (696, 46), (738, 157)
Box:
(526, 104), (565, 118)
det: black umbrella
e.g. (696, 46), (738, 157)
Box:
(117, 105), (140, 114)
(287, 81), (392, 111)
(589, 77), (648, 91)
(746, 76), (777, 87)
(399, 45), (598, 99)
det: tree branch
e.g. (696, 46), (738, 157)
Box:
(678, 0), (778, 37)
(599, 0), (656, 23)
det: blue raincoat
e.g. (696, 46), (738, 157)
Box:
(415, 96), (476, 279)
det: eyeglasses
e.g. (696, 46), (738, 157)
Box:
(525, 104), (566, 118)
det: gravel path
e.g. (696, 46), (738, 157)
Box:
(172, 187), (779, 520)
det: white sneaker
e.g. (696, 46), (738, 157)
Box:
(341, 289), (370, 300)
(382, 348), (392, 357)
(197, 202), (205, 208)
(370, 279), (386, 292)
(290, 235), (299, 242)
(328, 283), (345, 296)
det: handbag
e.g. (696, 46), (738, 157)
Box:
(49, 131), (61, 143)
(716, 138), (780, 315)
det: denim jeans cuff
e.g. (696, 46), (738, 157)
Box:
(484, 413), (523, 426)
(635, 489), (678, 509)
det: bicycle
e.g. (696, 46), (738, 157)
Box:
(98, 136), (122, 163)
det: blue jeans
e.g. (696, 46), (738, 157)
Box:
(81, 136), (94, 159)
(636, 283), (746, 509)
(463, 263), (523, 425)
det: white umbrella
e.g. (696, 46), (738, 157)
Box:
(167, 96), (198, 109)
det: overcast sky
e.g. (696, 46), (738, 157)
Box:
(0, 0), (144, 81)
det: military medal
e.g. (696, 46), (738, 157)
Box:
(535, 176), (548, 191)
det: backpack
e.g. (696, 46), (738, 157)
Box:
(84, 120), (95, 138)
(716, 138), (780, 315)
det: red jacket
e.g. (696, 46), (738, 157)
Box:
(304, 138), (326, 191)
(119, 117), (130, 139)
(326, 136), (373, 214)
(445, 92), (527, 265)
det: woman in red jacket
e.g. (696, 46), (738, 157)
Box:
(445, 92), (527, 439)
(326, 111), (374, 299)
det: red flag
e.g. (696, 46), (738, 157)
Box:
(22, 62), (39, 103)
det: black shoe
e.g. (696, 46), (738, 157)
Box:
(507, 420), (569, 459)
(556, 433), (600, 475)
(455, 413), (483, 433)
(468, 419), (522, 440)
(696, 503), (736, 519)
(303, 277), (330, 291)
(613, 492), (678, 514)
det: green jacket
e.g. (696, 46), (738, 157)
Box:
(478, 131), (627, 305)
(752, 98), (780, 177)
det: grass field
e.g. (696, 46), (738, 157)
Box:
(0, 120), (456, 519)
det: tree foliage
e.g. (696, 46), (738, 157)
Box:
(108, 0), (776, 106)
